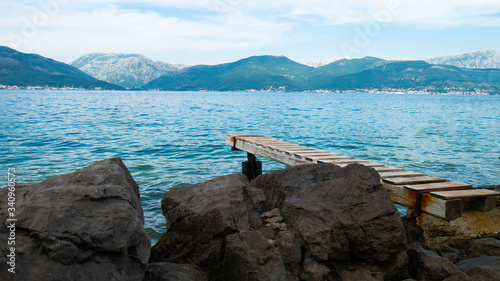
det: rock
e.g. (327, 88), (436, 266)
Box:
(457, 256), (500, 281)
(262, 208), (281, 218)
(0, 158), (150, 281)
(418, 208), (500, 244)
(407, 244), (473, 281)
(153, 174), (266, 278)
(337, 267), (384, 281)
(250, 164), (344, 210)
(467, 238), (500, 257)
(153, 164), (409, 280)
(144, 262), (208, 281)
(224, 230), (287, 281)
(254, 164), (408, 280)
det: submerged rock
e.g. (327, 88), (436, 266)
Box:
(0, 158), (150, 281)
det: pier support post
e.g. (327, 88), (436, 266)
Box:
(242, 153), (262, 181)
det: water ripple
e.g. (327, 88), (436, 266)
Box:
(1, 90), (499, 239)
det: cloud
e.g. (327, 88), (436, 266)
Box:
(0, 0), (498, 63)
(0, 3), (291, 58)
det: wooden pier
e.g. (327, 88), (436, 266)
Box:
(226, 134), (499, 221)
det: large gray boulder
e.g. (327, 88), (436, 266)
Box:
(153, 164), (409, 280)
(253, 164), (408, 280)
(0, 158), (150, 281)
(153, 173), (266, 279)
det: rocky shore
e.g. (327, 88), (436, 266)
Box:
(1, 158), (499, 280)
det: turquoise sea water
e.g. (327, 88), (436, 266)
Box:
(1, 90), (499, 241)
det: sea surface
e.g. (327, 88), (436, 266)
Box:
(1, 90), (499, 242)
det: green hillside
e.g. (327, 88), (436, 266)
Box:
(0, 46), (123, 90)
(463, 69), (500, 86)
(314, 60), (499, 93)
(142, 55), (313, 91)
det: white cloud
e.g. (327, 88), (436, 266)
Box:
(0, 0), (498, 63)
(0, 4), (291, 59)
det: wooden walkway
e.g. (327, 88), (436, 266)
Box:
(226, 134), (499, 220)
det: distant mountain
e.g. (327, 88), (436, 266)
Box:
(71, 53), (186, 89)
(0, 46), (123, 90)
(427, 50), (500, 69)
(143, 55), (498, 94)
(142, 55), (313, 91)
(308, 57), (385, 86)
(464, 68), (500, 86)
(317, 60), (498, 93)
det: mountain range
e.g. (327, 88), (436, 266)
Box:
(141, 55), (499, 94)
(1, 46), (499, 94)
(71, 53), (185, 89)
(0, 46), (123, 90)
(426, 50), (500, 69)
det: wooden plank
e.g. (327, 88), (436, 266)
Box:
(373, 166), (405, 172)
(405, 181), (473, 192)
(269, 144), (304, 148)
(430, 189), (500, 199)
(305, 156), (351, 162)
(285, 150), (322, 156)
(226, 134), (310, 166)
(378, 171), (425, 179)
(305, 155), (347, 159)
(383, 176), (447, 185)
(333, 162), (385, 168)
(421, 193), (464, 221)
(362, 163), (386, 167)
(318, 159), (370, 164)
(382, 183), (463, 220)
(462, 196), (498, 212)
(293, 151), (332, 156)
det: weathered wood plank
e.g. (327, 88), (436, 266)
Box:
(405, 181), (473, 192)
(226, 134), (478, 220)
(421, 193), (464, 221)
(430, 189), (500, 199)
(378, 171), (425, 179)
(305, 155), (347, 160)
(382, 183), (463, 220)
(462, 196), (498, 212)
(383, 176), (447, 185)
(373, 166), (405, 172)
(292, 151), (332, 156)
(318, 159), (370, 164)
(334, 162), (385, 168)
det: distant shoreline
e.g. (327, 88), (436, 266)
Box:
(0, 87), (497, 95)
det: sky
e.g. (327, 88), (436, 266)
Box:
(0, 0), (499, 65)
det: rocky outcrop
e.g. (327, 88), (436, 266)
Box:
(254, 164), (408, 280)
(151, 173), (266, 279)
(153, 164), (409, 280)
(457, 256), (500, 281)
(417, 209), (500, 244)
(144, 262), (208, 281)
(0, 158), (150, 281)
(3, 158), (496, 281)
(407, 244), (473, 281)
